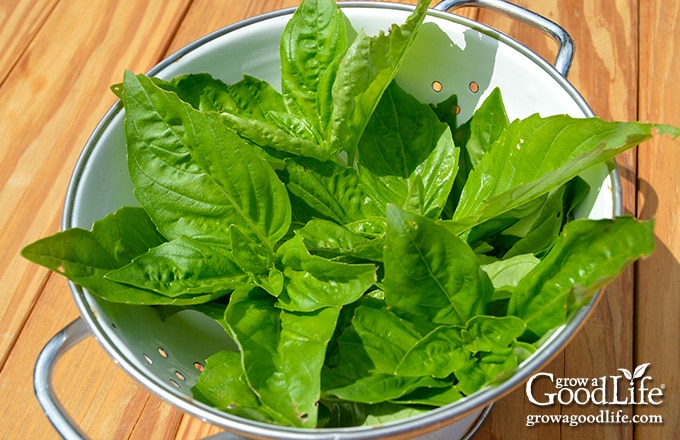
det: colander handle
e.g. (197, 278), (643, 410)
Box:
(34, 317), (91, 440)
(433, 0), (574, 76)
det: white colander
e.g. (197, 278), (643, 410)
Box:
(34, 1), (619, 439)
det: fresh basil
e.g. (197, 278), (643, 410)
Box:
(21, 0), (679, 429)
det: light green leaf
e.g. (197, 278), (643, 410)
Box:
(122, 71), (291, 247)
(328, 0), (429, 157)
(281, 0), (347, 137)
(106, 236), (247, 297)
(451, 115), (658, 232)
(230, 224), (275, 275)
(508, 217), (655, 340)
(276, 235), (376, 311)
(296, 219), (383, 262)
(225, 287), (340, 428)
(383, 205), (494, 326)
(21, 207), (218, 305)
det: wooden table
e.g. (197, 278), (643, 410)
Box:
(1, 1), (677, 438)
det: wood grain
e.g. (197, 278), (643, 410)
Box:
(636, 0), (680, 437)
(0, 0), (60, 84)
(0, 0), (194, 438)
(0, 0), (193, 365)
(0, 0), (677, 439)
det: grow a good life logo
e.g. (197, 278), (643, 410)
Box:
(524, 363), (665, 427)
(526, 363), (664, 406)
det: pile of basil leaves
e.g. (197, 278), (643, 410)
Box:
(22, 0), (678, 429)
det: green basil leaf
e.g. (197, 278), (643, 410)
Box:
(105, 236), (247, 297)
(168, 73), (287, 116)
(451, 115), (659, 232)
(462, 315), (526, 353)
(389, 386), (464, 407)
(283, 157), (383, 224)
(328, 0), (429, 157)
(281, 0), (347, 138)
(347, 301), (470, 379)
(396, 326), (470, 378)
(456, 87), (509, 170)
(122, 71), (291, 248)
(454, 346), (524, 395)
(225, 287), (340, 428)
(482, 254), (540, 297)
(447, 87), (509, 212)
(324, 373), (452, 405)
(276, 235), (376, 312)
(230, 224), (275, 275)
(508, 217), (655, 340)
(320, 401), (431, 428)
(21, 207), (215, 305)
(166, 73), (327, 160)
(296, 219), (383, 262)
(383, 205), (494, 326)
(192, 350), (272, 423)
(358, 81), (458, 219)
(501, 183), (570, 258)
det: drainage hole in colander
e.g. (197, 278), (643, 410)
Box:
(170, 378), (181, 389)
(431, 80), (443, 93)
(194, 362), (205, 372)
(143, 353), (153, 365)
(469, 81), (479, 93)
(158, 347), (169, 358)
(175, 371), (187, 381)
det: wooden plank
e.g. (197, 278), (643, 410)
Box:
(462, 1), (639, 439)
(0, 0), (192, 363)
(0, 0), (59, 84)
(167, 0), (300, 55)
(0, 0), (195, 438)
(0, 274), (155, 439)
(636, 0), (680, 437)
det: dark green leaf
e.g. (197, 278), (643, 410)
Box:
(358, 81), (458, 218)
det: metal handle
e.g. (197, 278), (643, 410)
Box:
(34, 318), (91, 440)
(433, 0), (574, 76)
(34, 318), (245, 439)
